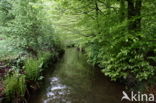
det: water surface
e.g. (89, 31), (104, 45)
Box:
(29, 48), (123, 103)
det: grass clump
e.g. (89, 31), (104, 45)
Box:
(24, 58), (42, 81)
(38, 51), (52, 63)
(3, 51), (53, 102)
(24, 51), (52, 81)
(4, 71), (26, 99)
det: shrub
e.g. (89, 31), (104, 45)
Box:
(100, 32), (156, 81)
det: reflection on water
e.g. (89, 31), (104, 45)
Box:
(29, 48), (123, 103)
(44, 77), (71, 103)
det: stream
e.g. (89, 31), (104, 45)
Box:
(29, 48), (123, 103)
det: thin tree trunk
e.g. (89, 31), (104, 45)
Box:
(120, 0), (126, 21)
(95, 0), (99, 28)
(127, 0), (136, 31)
(135, 0), (142, 31)
(127, 0), (142, 32)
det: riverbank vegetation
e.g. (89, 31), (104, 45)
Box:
(0, 0), (156, 102)
(54, 0), (156, 89)
(0, 0), (63, 102)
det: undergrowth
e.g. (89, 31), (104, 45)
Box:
(4, 71), (26, 99)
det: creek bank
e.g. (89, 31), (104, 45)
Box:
(0, 48), (64, 103)
(0, 60), (16, 101)
(75, 47), (145, 90)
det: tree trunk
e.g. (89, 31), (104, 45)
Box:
(95, 0), (99, 28)
(120, 0), (126, 21)
(135, 0), (142, 31)
(127, 0), (142, 32)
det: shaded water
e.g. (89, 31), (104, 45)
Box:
(29, 48), (123, 103)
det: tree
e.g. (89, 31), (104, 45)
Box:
(127, 0), (142, 32)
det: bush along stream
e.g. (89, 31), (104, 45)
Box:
(0, 0), (65, 102)
(0, 48), (64, 103)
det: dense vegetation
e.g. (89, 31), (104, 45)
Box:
(55, 0), (156, 86)
(0, 0), (63, 102)
(0, 0), (156, 102)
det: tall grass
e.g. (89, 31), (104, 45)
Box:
(24, 51), (52, 81)
(4, 71), (26, 98)
(24, 57), (42, 81)
(3, 51), (53, 101)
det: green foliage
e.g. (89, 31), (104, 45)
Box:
(0, 35), (22, 61)
(7, 0), (42, 50)
(101, 32), (156, 81)
(0, 0), (155, 95)
(24, 57), (42, 81)
(0, 0), (62, 59)
(24, 51), (52, 81)
(0, 0), (62, 55)
(0, 0), (12, 25)
(0, 0), (63, 101)
(38, 51), (52, 63)
(4, 71), (26, 98)
(57, 0), (156, 83)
